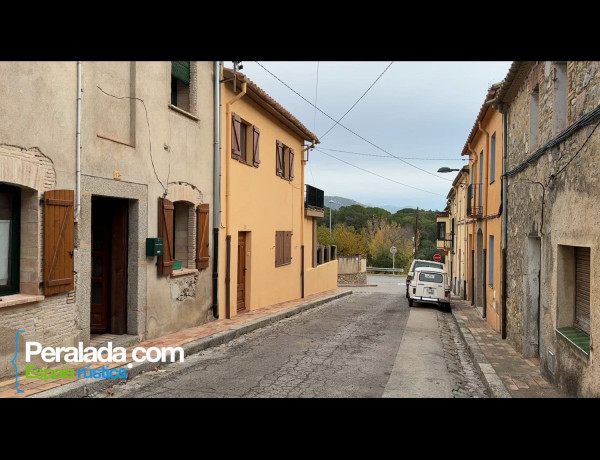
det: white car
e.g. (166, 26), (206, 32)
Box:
(405, 259), (445, 298)
(408, 267), (451, 310)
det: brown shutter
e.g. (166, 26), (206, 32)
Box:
(575, 247), (590, 334)
(289, 148), (295, 181)
(284, 231), (292, 264)
(252, 125), (261, 167)
(43, 190), (74, 295)
(158, 197), (174, 276)
(276, 140), (283, 177)
(231, 112), (241, 160)
(196, 203), (210, 269)
(275, 231), (283, 266)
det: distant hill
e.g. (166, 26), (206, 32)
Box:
(324, 196), (362, 210)
(366, 204), (412, 214)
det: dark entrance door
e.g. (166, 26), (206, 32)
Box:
(237, 232), (246, 312)
(90, 197), (128, 334)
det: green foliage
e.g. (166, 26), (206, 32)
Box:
(316, 204), (442, 268)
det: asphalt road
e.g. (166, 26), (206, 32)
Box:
(92, 275), (487, 398)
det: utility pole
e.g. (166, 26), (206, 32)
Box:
(414, 207), (419, 257)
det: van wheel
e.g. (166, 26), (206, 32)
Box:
(408, 298), (414, 307)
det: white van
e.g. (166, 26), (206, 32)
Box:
(405, 259), (446, 298)
(408, 267), (451, 310)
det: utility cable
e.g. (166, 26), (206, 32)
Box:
(254, 61), (452, 182)
(97, 86), (168, 195)
(318, 146), (467, 161)
(319, 61), (393, 141)
(314, 148), (445, 197)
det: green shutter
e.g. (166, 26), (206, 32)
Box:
(172, 61), (190, 84)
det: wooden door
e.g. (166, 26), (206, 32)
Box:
(91, 201), (110, 333)
(110, 200), (128, 334)
(237, 232), (246, 311)
(90, 197), (128, 334)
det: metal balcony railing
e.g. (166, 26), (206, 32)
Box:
(467, 184), (483, 217)
(305, 184), (324, 210)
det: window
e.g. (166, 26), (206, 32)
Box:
(275, 140), (295, 181)
(488, 235), (494, 287)
(437, 221), (446, 241)
(479, 151), (483, 209)
(574, 247), (590, 334)
(275, 231), (292, 267)
(158, 197), (210, 275)
(553, 61), (568, 134)
(171, 61), (191, 112)
(231, 112), (260, 167)
(419, 272), (444, 283)
(490, 132), (496, 183)
(530, 85), (540, 150)
(0, 184), (20, 295)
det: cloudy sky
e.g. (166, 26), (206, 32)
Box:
(240, 61), (512, 211)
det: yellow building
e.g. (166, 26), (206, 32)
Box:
(463, 84), (503, 332)
(218, 66), (338, 319)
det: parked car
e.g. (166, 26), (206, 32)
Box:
(405, 259), (446, 298)
(407, 267), (451, 310)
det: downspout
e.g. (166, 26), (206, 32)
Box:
(477, 121), (489, 319)
(212, 61), (221, 319)
(75, 61), (82, 223)
(500, 102), (508, 340)
(224, 79), (246, 318)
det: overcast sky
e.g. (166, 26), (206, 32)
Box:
(240, 61), (512, 211)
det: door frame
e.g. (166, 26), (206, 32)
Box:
(236, 231), (248, 312)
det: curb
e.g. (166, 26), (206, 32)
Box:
(449, 301), (512, 398)
(29, 290), (353, 398)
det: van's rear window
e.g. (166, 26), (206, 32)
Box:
(419, 272), (444, 283)
(414, 261), (444, 270)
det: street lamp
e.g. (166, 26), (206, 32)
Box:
(329, 200), (335, 233)
(437, 167), (461, 173)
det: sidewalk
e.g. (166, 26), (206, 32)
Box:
(450, 297), (564, 398)
(0, 289), (351, 398)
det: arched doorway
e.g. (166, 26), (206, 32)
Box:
(476, 229), (484, 309)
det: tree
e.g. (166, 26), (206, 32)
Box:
(366, 219), (413, 270)
(317, 224), (368, 256)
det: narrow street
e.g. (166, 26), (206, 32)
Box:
(91, 276), (488, 398)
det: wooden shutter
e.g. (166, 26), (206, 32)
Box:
(158, 197), (174, 276)
(252, 125), (261, 167)
(275, 231), (283, 266)
(43, 190), (74, 295)
(196, 204), (210, 269)
(284, 231), (292, 264)
(172, 61), (190, 84)
(231, 112), (242, 160)
(289, 148), (295, 181)
(276, 140), (283, 177)
(575, 247), (590, 334)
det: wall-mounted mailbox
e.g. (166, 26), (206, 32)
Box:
(146, 237), (164, 256)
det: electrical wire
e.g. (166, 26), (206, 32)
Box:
(319, 61), (393, 141)
(254, 61), (452, 182)
(552, 116), (600, 180)
(309, 61), (319, 187)
(97, 86), (167, 195)
(314, 148), (445, 197)
(318, 146), (467, 161)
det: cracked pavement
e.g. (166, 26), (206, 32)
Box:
(91, 276), (488, 398)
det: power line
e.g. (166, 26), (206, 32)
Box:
(319, 61), (393, 140)
(318, 146), (467, 161)
(254, 61), (452, 182)
(314, 148), (445, 197)
(309, 61), (319, 187)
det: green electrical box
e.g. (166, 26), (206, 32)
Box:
(146, 237), (164, 257)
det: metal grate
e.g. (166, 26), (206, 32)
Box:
(547, 349), (556, 375)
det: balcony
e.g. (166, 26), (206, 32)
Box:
(436, 233), (454, 251)
(467, 184), (483, 217)
(305, 184), (325, 218)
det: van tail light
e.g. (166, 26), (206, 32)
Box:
(406, 276), (411, 285)
(445, 290), (450, 298)
(413, 288), (416, 294)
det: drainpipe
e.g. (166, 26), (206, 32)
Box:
(75, 61), (82, 223)
(477, 121), (489, 319)
(500, 102), (508, 340)
(224, 78), (246, 318)
(212, 61), (221, 319)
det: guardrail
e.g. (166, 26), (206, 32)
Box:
(366, 267), (405, 274)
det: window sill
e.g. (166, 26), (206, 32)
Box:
(0, 293), (45, 309)
(168, 104), (199, 122)
(275, 263), (291, 268)
(556, 327), (590, 356)
(170, 268), (198, 278)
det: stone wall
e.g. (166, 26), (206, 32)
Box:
(505, 61), (600, 396)
(338, 273), (367, 285)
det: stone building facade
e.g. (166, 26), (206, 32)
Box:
(499, 61), (600, 396)
(0, 62), (215, 381)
